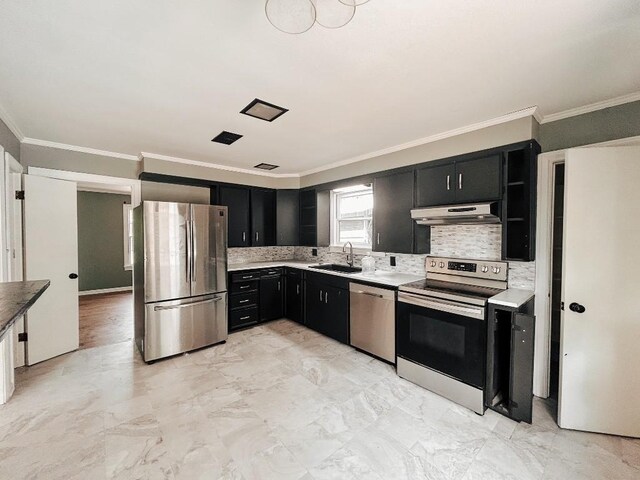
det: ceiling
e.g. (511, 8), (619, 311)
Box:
(1, 1), (639, 174)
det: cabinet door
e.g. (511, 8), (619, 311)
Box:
(325, 286), (349, 344)
(218, 186), (250, 247)
(416, 163), (457, 207)
(285, 275), (303, 323)
(276, 190), (300, 246)
(259, 275), (283, 321)
(251, 189), (276, 246)
(304, 281), (324, 333)
(373, 171), (414, 253)
(455, 154), (502, 203)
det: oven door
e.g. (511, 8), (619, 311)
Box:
(397, 292), (486, 388)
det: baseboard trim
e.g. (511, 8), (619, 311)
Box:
(79, 286), (132, 296)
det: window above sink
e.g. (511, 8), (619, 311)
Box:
(330, 184), (373, 249)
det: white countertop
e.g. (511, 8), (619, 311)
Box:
(488, 288), (534, 309)
(228, 260), (424, 288)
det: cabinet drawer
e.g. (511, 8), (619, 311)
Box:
(230, 291), (258, 310)
(261, 268), (283, 277)
(229, 307), (259, 330)
(231, 271), (260, 282)
(230, 280), (258, 294)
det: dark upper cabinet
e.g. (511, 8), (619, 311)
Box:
(454, 154), (502, 204)
(276, 190), (300, 246)
(284, 270), (303, 324)
(218, 186), (251, 247)
(251, 188), (276, 246)
(373, 171), (414, 254)
(416, 163), (456, 207)
(299, 189), (317, 247)
(416, 154), (502, 206)
(259, 272), (283, 321)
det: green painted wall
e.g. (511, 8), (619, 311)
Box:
(77, 191), (132, 291)
(539, 100), (640, 152)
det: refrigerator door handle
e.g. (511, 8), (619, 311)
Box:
(153, 296), (221, 311)
(185, 218), (191, 284)
(190, 219), (196, 283)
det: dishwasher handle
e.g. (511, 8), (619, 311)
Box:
(349, 283), (395, 301)
(352, 290), (384, 299)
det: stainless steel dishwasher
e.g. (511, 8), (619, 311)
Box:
(349, 283), (396, 363)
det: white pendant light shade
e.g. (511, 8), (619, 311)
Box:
(265, 0), (317, 34)
(338, 0), (370, 5)
(312, 0), (355, 29)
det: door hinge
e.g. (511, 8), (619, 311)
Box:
(18, 332), (28, 342)
(15, 190), (25, 200)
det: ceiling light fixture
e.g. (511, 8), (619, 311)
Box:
(265, 0), (371, 35)
(211, 131), (243, 145)
(241, 98), (289, 122)
(254, 163), (280, 170)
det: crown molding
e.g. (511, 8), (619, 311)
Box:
(22, 137), (140, 161)
(540, 91), (640, 124)
(299, 106), (541, 177)
(0, 101), (25, 141)
(139, 151), (300, 178)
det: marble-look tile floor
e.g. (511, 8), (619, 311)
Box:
(1, 319), (639, 480)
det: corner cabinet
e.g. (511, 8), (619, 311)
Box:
(250, 188), (276, 246)
(276, 190), (300, 246)
(373, 171), (414, 254)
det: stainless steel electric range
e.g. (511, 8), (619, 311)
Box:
(396, 256), (508, 414)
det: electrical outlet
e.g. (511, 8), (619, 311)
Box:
(312, 248), (318, 257)
(390, 256), (396, 267)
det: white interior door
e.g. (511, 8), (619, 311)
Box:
(558, 146), (640, 437)
(23, 174), (79, 365)
(4, 153), (25, 366)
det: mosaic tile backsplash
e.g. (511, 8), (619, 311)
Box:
(228, 224), (536, 290)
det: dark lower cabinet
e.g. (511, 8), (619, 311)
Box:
(260, 271), (283, 321)
(228, 274), (259, 330)
(285, 269), (303, 323)
(304, 274), (349, 344)
(486, 297), (535, 423)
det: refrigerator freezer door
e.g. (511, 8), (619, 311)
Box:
(190, 205), (228, 296)
(144, 201), (191, 303)
(144, 293), (228, 361)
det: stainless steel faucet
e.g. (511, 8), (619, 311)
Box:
(343, 242), (354, 267)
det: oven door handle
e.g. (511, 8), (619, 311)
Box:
(398, 292), (485, 320)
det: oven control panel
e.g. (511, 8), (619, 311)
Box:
(426, 256), (508, 281)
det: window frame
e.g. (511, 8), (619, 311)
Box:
(330, 185), (374, 249)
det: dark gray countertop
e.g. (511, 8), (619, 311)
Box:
(0, 280), (50, 342)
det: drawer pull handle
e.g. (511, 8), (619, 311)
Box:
(240, 315), (251, 321)
(239, 299), (249, 304)
(240, 285), (250, 290)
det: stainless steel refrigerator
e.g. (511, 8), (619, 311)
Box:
(133, 201), (228, 362)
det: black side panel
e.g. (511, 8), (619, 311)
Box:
(373, 171), (414, 254)
(276, 190), (300, 246)
(316, 190), (331, 247)
(218, 186), (250, 247)
(299, 189), (317, 246)
(510, 313), (535, 423)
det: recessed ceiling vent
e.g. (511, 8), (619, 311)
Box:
(241, 98), (288, 122)
(211, 131), (243, 145)
(254, 163), (279, 171)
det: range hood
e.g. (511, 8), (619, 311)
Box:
(411, 202), (500, 226)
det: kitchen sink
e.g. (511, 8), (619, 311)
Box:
(310, 264), (363, 274)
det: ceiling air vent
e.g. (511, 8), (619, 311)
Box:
(254, 163), (279, 171)
(211, 131), (243, 145)
(241, 99), (288, 122)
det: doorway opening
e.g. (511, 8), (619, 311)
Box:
(76, 188), (133, 349)
(549, 163), (565, 404)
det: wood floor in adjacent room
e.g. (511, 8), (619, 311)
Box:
(79, 291), (133, 350)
